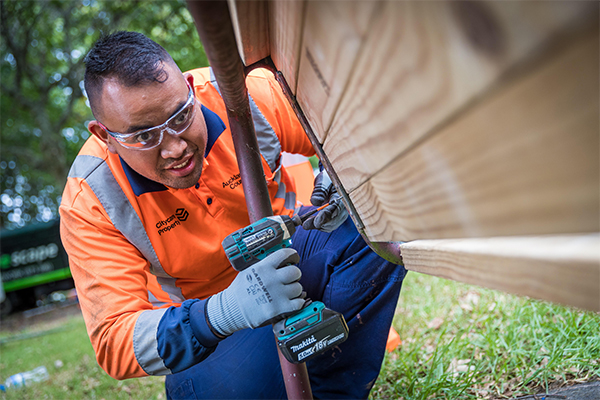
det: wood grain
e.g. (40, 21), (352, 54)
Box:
(400, 234), (600, 311)
(323, 1), (597, 191)
(269, 0), (305, 95)
(350, 27), (599, 241)
(295, 1), (378, 142)
(228, 0), (270, 66)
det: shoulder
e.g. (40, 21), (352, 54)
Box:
(247, 68), (279, 94)
(185, 66), (211, 82)
(61, 136), (128, 210)
(185, 67), (213, 94)
(245, 68), (283, 112)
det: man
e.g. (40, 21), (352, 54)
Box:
(60, 31), (406, 399)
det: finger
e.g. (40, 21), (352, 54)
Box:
(289, 297), (305, 312)
(310, 186), (329, 206)
(313, 204), (338, 229)
(282, 282), (304, 299)
(302, 216), (317, 230)
(263, 248), (300, 268)
(310, 171), (333, 206)
(277, 264), (302, 284)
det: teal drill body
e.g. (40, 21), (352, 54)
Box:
(222, 215), (301, 272)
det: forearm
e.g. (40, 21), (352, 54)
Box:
(78, 288), (222, 379)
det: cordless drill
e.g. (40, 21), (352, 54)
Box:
(221, 208), (349, 364)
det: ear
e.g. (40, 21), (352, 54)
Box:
(184, 72), (194, 89)
(88, 120), (118, 154)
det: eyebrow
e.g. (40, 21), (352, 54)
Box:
(124, 95), (189, 134)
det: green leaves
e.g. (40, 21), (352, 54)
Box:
(1, 0), (208, 229)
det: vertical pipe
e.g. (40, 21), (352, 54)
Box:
(187, 0), (271, 222)
(186, 2), (313, 399)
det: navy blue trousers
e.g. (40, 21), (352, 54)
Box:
(165, 215), (406, 399)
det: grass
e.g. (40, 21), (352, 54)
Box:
(0, 314), (165, 399)
(0, 273), (597, 399)
(371, 272), (600, 399)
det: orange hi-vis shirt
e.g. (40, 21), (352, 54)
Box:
(59, 68), (315, 379)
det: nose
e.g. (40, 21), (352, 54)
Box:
(160, 128), (188, 159)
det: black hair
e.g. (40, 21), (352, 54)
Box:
(84, 31), (176, 114)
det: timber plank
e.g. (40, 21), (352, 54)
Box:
(350, 26), (599, 241)
(324, 1), (597, 191)
(269, 0), (305, 94)
(228, 0), (270, 66)
(295, 1), (377, 142)
(399, 234), (600, 311)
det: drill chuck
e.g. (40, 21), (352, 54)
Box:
(222, 215), (298, 271)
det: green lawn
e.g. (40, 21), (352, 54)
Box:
(0, 272), (598, 399)
(0, 314), (165, 399)
(372, 272), (600, 399)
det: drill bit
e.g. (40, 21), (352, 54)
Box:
(297, 198), (339, 224)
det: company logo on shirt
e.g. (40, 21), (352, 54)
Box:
(175, 208), (189, 221)
(156, 208), (189, 236)
(223, 173), (242, 190)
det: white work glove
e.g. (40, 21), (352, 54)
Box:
(302, 168), (349, 233)
(206, 248), (304, 336)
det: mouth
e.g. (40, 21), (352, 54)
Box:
(165, 154), (196, 176)
(171, 158), (191, 170)
(166, 154), (192, 170)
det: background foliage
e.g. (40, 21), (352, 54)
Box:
(1, 0), (208, 230)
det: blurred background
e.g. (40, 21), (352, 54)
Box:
(1, 0), (207, 314)
(1, 0), (207, 230)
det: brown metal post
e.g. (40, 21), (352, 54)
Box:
(186, 1), (313, 399)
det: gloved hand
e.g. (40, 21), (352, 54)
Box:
(302, 168), (349, 232)
(206, 248), (304, 337)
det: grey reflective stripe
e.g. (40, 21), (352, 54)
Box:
(148, 291), (168, 308)
(274, 179), (297, 210)
(284, 186), (297, 210)
(68, 153), (104, 179)
(69, 155), (185, 303)
(209, 67), (220, 93)
(272, 169), (297, 209)
(210, 68), (282, 172)
(133, 308), (171, 376)
(248, 94), (281, 172)
(273, 169), (282, 184)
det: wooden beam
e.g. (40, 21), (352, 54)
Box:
(268, 0), (305, 95)
(400, 234), (600, 311)
(228, 0), (270, 66)
(323, 1), (597, 191)
(295, 1), (378, 142)
(350, 24), (599, 241)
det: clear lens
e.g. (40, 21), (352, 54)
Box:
(168, 103), (194, 130)
(122, 128), (162, 148)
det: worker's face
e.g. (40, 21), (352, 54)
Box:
(88, 62), (208, 189)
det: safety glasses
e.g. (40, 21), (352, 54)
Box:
(98, 84), (196, 150)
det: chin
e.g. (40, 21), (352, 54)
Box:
(162, 165), (203, 189)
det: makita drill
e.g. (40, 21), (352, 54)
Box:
(221, 209), (349, 363)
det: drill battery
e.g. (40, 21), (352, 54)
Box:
(274, 301), (349, 364)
